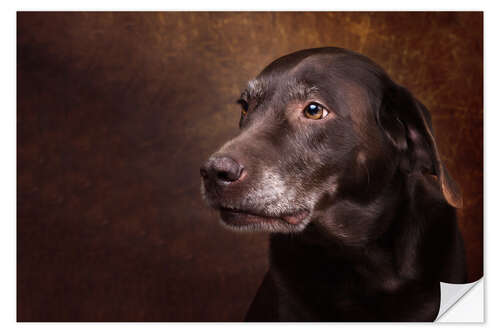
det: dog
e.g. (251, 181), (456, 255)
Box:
(200, 47), (467, 321)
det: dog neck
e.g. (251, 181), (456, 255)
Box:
(269, 171), (456, 282)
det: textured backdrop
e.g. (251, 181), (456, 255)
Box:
(17, 12), (483, 321)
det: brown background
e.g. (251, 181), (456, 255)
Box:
(17, 12), (483, 321)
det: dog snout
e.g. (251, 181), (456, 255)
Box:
(200, 156), (245, 185)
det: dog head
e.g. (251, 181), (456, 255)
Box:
(200, 47), (461, 235)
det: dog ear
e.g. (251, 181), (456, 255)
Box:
(377, 84), (463, 208)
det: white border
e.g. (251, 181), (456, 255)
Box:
(3, 0), (489, 11)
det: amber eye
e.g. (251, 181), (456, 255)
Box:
(304, 102), (328, 120)
(238, 99), (249, 117)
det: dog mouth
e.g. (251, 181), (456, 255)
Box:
(219, 207), (310, 227)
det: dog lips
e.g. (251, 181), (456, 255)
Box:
(282, 211), (308, 225)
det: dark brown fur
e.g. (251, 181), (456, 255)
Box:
(200, 47), (466, 321)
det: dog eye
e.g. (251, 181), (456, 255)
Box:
(304, 102), (328, 120)
(238, 99), (249, 117)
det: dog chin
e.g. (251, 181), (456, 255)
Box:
(217, 208), (312, 233)
(201, 182), (314, 233)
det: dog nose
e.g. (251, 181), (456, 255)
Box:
(200, 156), (244, 184)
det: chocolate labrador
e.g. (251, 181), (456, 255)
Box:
(200, 47), (466, 321)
